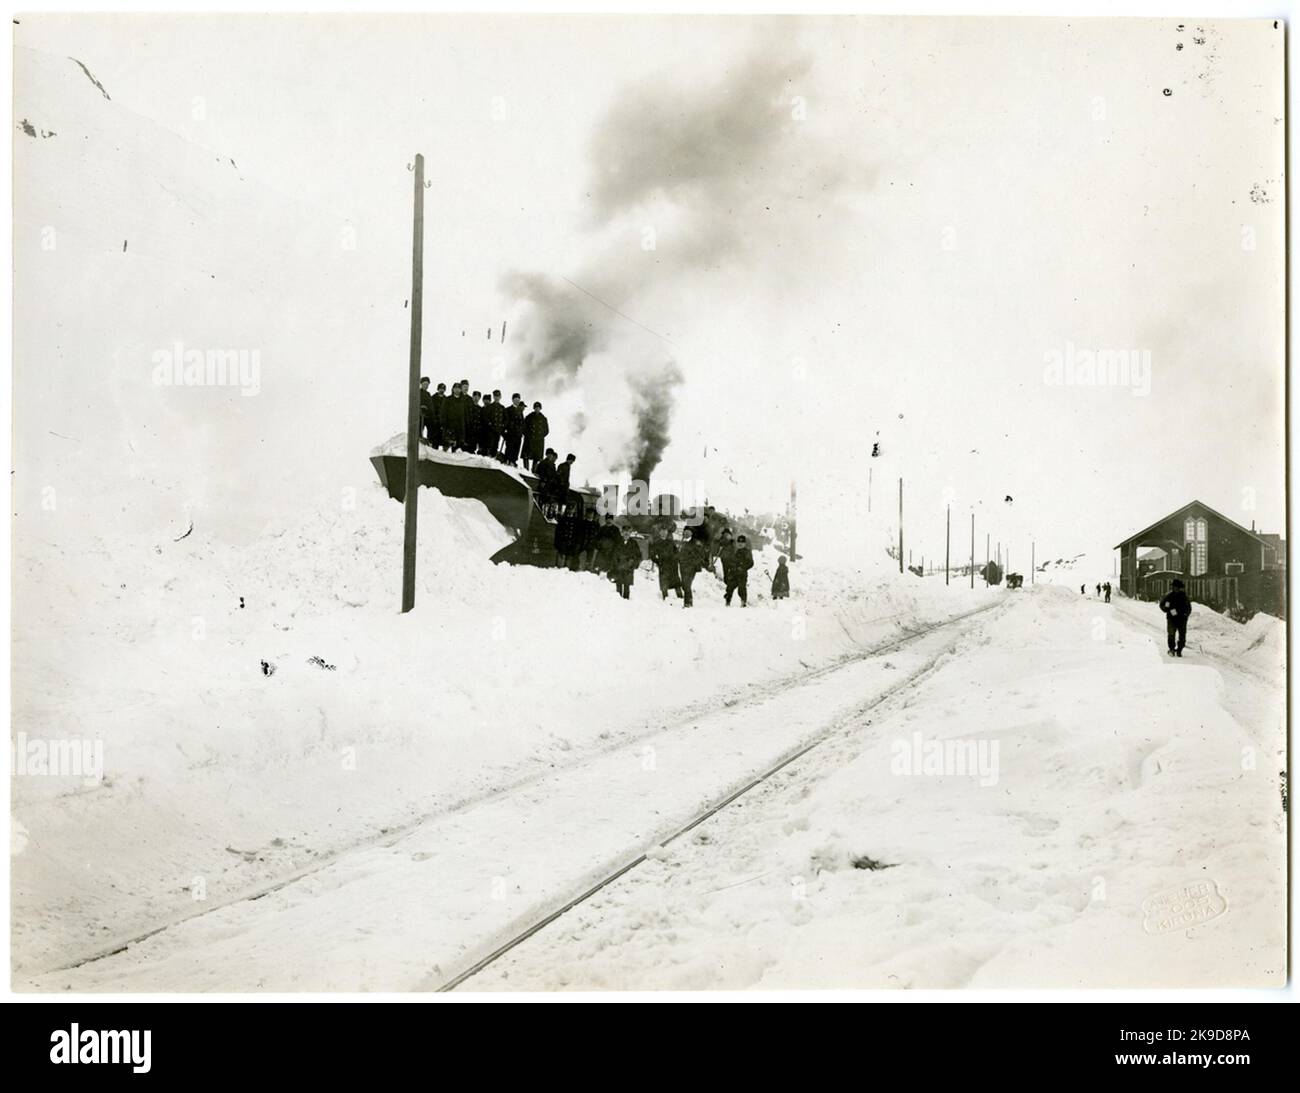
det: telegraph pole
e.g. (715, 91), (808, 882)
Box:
(401, 154), (426, 614)
(898, 477), (904, 574)
(789, 481), (798, 563)
(945, 504), (950, 586)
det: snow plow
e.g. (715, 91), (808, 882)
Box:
(369, 434), (600, 566)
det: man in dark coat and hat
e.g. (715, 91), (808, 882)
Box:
(554, 504), (584, 570)
(648, 525), (682, 601)
(523, 402), (549, 470)
(723, 534), (755, 607)
(613, 533), (641, 599)
(428, 381), (447, 447)
(678, 528), (709, 608)
(593, 514), (622, 575)
(465, 391), (483, 453)
(442, 382), (468, 450)
(503, 393), (526, 465)
(482, 390), (506, 457)
(534, 449), (559, 515)
(1158, 578), (1192, 657)
(419, 378), (435, 445)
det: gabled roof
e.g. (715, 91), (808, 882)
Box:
(1113, 499), (1271, 551)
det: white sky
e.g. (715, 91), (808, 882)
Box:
(12, 13), (1285, 565)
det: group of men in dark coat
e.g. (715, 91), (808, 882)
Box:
(419, 378), (551, 469)
(643, 525), (758, 607)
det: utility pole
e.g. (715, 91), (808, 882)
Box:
(945, 504), (950, 586)
(401, 153), (426, 614)
(789, 481), (798, 563)
(898, 477), (904, 574)
(970, 512), (975, 589)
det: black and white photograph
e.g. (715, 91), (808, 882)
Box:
(3, 1), (1292, 1032)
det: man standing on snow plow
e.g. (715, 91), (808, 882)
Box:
(1159, 578), (1192, 657)
(523, 401), (549, 471)
(503, 393), (526, 465)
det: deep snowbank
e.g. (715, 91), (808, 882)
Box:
(11, 468), (998, 975)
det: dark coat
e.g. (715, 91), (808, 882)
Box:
(679, 539), (708, 576)
(534, 456), (558, 498)
(1159, 589), (1192, 619)
(556, 460), (573, 496)
(718, 541), (737, 576)
(429, 391), (446, 428)
(524, 411), (549, 461)
(465, 400), (483, 440)
(614, 538), (642, 582)
(504, 403), (526, 438)
(649, 538), (681, 585)
(555, 513), (584, 556)
(725, 546), (754, 580)
(772, 562), (790, 597)
(483, 400), (506, 432)
(443, 395), (467, 443)
(595, 524), (622, 567)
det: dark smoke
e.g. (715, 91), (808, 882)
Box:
(624, 361), (684, 484)
(499, 270), (608, 388)
(502, 42), (861, 480)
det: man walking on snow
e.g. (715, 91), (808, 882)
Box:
(1159, 578), (1192, 657)
(678, 529), (708, 608)
(649, 526), (683, 601)
(723, 534), (754, 607)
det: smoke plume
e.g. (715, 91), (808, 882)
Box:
(503, 41), (863, 482)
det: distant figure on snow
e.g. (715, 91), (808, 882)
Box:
(1159, 578), (1192, 657)
(723, 534), (755, 607)
(1080, 584), (1085, 596)
(1104, 581), (1111, 603)
(772, 555), (790, 600)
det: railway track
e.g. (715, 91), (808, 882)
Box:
(438, 597), (1005, 991)
(40, 597), (987, 982)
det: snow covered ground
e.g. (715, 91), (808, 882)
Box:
(12, 465), (996, 984)
(471, 586), (1286, 991)
(15, 570), (1282, 991)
